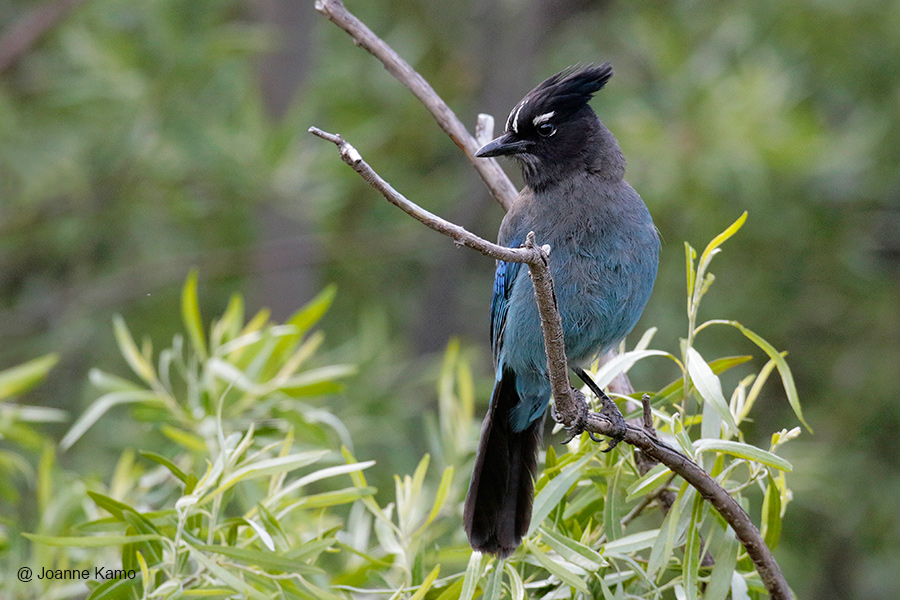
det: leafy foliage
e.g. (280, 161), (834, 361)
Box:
(10, 218), (802, 599)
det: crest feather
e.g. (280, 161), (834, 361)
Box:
(520, 63), (613, 122)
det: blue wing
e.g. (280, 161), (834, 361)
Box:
(490, 257), (522, 366)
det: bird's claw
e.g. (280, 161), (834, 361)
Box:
(553, 389), (590, 445)
(598, 392), (627, 452)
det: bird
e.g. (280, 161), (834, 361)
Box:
(463, 63), (659, 558)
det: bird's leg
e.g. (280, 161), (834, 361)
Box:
(551, 387), (590, 445)
(573, 367), (627, 452)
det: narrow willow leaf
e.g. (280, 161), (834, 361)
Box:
(625, 463), (671, 501)
(603, 464), (625, 541)
(591, 350), (676, 390)
(87, 491), (135, 520)
(685, 242), (697, 300)
(410, 565), (441, 600)
(732, 571), (751, 600)
(703, 527), (739, 600)
(195, 544), (322, 574)
(762, 477), (783, 550)
(483, 562), (504, 600)
(728, 321), (810, 432)
(181, 270), (208, 359)
(539, 527), (606, 570)
(459, 552), (484, 600)
(186, 543), (268, 600)
(529, 543), (590, 593)
(0, 353), (58, 399)
(698, 212), (747, 271)
(23, 533), (160, 547)
(139, 450), (189, 484)
(160, 424), (206, 453)
(60, 390), (162, 450)
(205, 450), (330, 500)
(528, 450), (594, 537)
(693, 439), (792, 471)
(112, 316), (157, 386)
(266, 460), (376, 507)
(654, 355), (752, 404)
(687, 347), (739, 436)
(683, 495), (704, 600)
(285, 486), (376, 510)
(85, 575), (140, 600)
(603, 529), (660, 556)
(505, 562), (525, 600)
(418, 466), (453, 534)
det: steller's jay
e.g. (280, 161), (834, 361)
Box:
(463, 63), (659, 557)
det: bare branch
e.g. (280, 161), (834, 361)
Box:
(309, 126), (793, 600)
(0, 0), (86, 73)
(313, 0), (518, 210)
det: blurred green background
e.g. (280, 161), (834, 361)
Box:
(1, 0), (898, 597)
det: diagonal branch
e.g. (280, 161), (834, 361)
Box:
(313, 0), (518, 210)
(0, 0), (87, 73)
(309, 127), (793, 600)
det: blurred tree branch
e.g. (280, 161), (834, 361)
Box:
(0, 0), (87, 73)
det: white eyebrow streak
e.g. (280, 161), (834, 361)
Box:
(507, 99), (528, 133)
(533, 111), (555, 126)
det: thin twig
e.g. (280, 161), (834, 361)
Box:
(313, 0), (518, 210)
(0, 0), (86, 73)
(309, 128), (793, 599)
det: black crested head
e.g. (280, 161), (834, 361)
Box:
(476, 63), (625, 191)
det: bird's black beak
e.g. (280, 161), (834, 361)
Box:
(475, 133), (531, 158)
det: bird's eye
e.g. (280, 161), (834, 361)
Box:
(537, 122), (556, 137)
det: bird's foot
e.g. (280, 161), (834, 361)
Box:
(552, 388), (590, 445)
(595, 392), (627, 452)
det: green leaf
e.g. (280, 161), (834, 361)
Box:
(698, 211), (747, 272)
(529, 542), (590, 593)
(274, 365), (356, 397)
(112, 316), (157, 387)
(23, 533), (160, 547)
(528, 450), (594, 537)
(483, 561), (504, 600)
(0, 354), (58, 400)
(686, 347), (739, 436)
(762, 477), (783, 549)
(683, 494), (704, 600)
(603, 528), (660, 556)
(139, 450), (189, 484)
(591, 350), (676, 391)
(505, 562), (525, 600)
(728, 321), (811, 432)
(289, 284), (337, 338)
(196, 544), (322, 575)
(87, 491), (135, 520)
(410, 565), (441, 600)
(287, 486), (376, 509)
(693, 439), (792, 471)
(539, 527), (606, 570)
(418, 466), (453, 534)
(205, 450), (330, 500)
(685, 242), (697, 300)
(186, 543), (269, 600)
(703, 527), (740, 600)
(603, 464), (625, 541)
(60, 390), (163, 451)
(85, 574), (141, 600)
(160, 424), (207, 453)
(181, 270), (208, 360)
(459, 552), (484, 600)
(625, 463), (672, 501)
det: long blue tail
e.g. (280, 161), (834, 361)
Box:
(463, 369), (543, 557)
